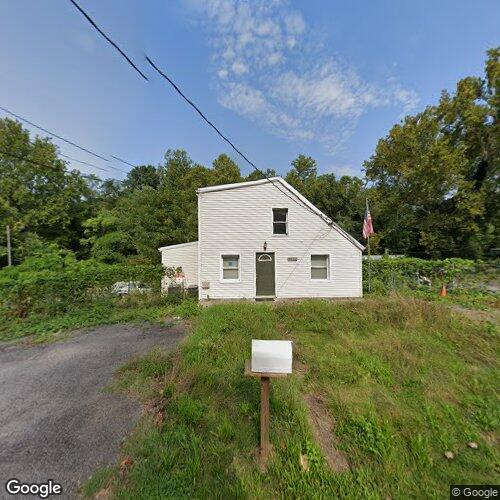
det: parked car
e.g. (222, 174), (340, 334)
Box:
(111, 281), (151, 296)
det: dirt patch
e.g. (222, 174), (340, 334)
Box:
(451, 305), (499, 325)
(294, 360), (308, 380)
(303, 393), (350, 472)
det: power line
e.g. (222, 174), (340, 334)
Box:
(0, 105), (109, 163)
(59, 153), (126, 174)
(65, 0), (336, 226)
(111, 155), (136, 168)
(1, 147), (127, 180)
(145, 55), (329, 221)
(67, 2), (356, 238)
(0, 105), (133, 175)
(58, 153), (108, 173)
(68, 0), (148, 81)
(0, 148), (72, 171)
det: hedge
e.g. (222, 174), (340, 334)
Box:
(0, 247), (163, 317)
(362, 257), (496, 294)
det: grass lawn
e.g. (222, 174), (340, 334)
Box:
(0, 296), (200, 344)
(83, 298), (499, 499)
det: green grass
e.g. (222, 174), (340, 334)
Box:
(403, 288), (499, 311)
(108, 347), (173, 401)
(83, 298), (499, 499)
(0, 295), (200, 344)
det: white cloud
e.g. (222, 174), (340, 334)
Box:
(393, 87), (420, 114)
(187, 0), (419, 154)
(273, 63), (383, 119)
(284, 12), (305, 35)
(231, 61), (248, 75)
(328, 164), (360, 178)
(217, 69), (228, 79)
(218, 83), (313, 141)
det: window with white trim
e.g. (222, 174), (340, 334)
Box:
(221, 254), (240, 280)
(311, 254), (329, 280)
(273, 208), (288, 235)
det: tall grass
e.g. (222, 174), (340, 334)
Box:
(88, 298), (499, 499)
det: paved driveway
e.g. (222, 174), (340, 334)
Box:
(0, 322), (186, 499)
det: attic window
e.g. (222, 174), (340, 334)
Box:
(273, 208), (288, 235)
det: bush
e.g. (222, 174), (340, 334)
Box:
(363, 257), (498, 296)
(0, 245), (163, 317)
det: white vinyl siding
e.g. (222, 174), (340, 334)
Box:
(311, 254), (329, 280)
(198, 181), (362, 299)
(159, 242), (198, 291)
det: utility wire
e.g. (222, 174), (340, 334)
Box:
(66, 1), (358, 240)
(145, 56), (362, 247)
(65, 0), (336, 225)
(58, 153), (108, 173)
(145, 55), (330, 222)
(0, 105), (133, 175)
(59, 153), (125, 174)
(111, 155), (136, 168)
(68, 0), (148, 81)
(0, 147), (122, 178)
(0, 148), (74, 172)
(0, 105), (109, 163)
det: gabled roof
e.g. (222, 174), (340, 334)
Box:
(197, 177), (364, 251)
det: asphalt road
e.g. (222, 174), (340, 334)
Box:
(0, 322), (186, 499)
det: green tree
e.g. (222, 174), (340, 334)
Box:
(81, 210), (134, 263)
(245, 168), (277, 181)
(211, 154), (241, 184)
(115, 150), (211, 262)
(365, 48), (499, 258)
(285, 154), (317, 192)
(123, 164), (160, 191)
(308, 174), (367, 239)
(0, 118), (97, 264)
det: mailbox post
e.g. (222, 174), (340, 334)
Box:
(245, 340), (292, 467)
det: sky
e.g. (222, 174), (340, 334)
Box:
(0, 0), (498, 180)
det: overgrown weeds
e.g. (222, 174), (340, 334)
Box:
(0, 296), (200, 343)
(85, 298), (499, 499)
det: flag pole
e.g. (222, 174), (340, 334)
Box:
(367, 232), (371, 293)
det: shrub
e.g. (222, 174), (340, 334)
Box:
(0, 244), (163, 317)
(363, 257), (498, 295)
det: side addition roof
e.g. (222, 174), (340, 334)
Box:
(158, 241), (198, 252)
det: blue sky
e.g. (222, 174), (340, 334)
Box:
(0, 1), (498, 180)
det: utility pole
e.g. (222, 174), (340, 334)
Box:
(6, 224), (12, 266)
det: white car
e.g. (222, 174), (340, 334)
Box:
(111, 281), (151, 296)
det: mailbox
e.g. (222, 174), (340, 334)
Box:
(251, 340), (292, 374)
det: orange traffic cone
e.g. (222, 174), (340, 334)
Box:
(439, 284), (447, 297)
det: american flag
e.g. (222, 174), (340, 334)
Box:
(362, 200), (374, 240)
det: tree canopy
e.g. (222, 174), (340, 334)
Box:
(0, 48), (498, 266)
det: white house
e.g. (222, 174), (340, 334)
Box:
(159, 177), (364, 300)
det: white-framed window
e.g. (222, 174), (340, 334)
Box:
(273, 208), (288, 235)
(221, 254), (240, 281)
(311, 254), (329, 280)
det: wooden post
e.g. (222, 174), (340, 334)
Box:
(244, 359), (289, 469)
(260, 376), (270, 462)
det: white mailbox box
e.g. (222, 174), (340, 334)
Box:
(251, 340), (293, 374)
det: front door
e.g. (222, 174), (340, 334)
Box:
(256, 253), (276, 297)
